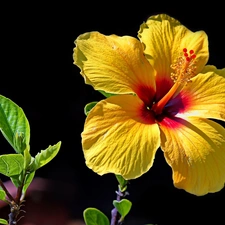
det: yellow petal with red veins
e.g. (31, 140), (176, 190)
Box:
(138, 14), (208, 80)
(160, 116), (225, 196)
(82, 95), (160, 179)
(73, 32), (156, 95)
(179, 65), (225, 121)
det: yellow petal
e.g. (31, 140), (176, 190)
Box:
(160, 116), (225, 196)
(73, 32), (155, 95)
(82, 95), (160, 179)
(138, 14), (208, 81)
(178, 65), (225, 121)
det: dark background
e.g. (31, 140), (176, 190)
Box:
(0, 2), (225, 225)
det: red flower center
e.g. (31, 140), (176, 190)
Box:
(138, 48), (196, 124)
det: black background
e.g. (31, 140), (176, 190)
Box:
(0, 2), (225, 225)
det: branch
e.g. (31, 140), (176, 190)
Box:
(111, 187), (128, 225)
(0, 179), (14, 202)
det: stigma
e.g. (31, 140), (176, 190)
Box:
(171, 48), (197, 83)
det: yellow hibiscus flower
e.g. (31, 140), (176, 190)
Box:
(73, 14), (225, 196)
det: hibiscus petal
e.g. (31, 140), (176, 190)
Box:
(159, 116), (225, 196)
(82, 95), (160, 179)
(73, 32), (155, 95)
(177, 65), (225, 121)
(138, 14), (208, 81)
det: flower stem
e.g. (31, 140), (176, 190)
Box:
(110, 187), (122, 225)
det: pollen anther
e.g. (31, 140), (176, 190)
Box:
(170, 48), (197, 83)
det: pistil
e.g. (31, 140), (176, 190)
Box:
(152, 48), (196, 115)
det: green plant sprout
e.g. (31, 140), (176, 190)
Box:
(0, 94), (61, 225)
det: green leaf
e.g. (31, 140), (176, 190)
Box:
(0, 154), (24, 177)
(0, 95), (30, 153)
(98, 90), (116, 98)
(0, 189), (6, 201)
(113, 199), (132, 221)
(10, 174), (22, 188)
(0, 219), (8, 224)
(84, 102), (98, 116)
(83, 208), (110, 225)
(32, 141), (61, 170)
(116, 175), (128, 192)
(11, 169), (35, 189)
(22, 171), (35, 194)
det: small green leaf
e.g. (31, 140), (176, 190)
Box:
(13, 132), (29, 155)
(98, 90), (116, 98)
(22, 171), (35, 194)
(0, 154), (24, 177)
(10, 174), (22, 188)
(0, 95), (30, 153)
(33, 141), (61, 170)
(0, 219), (8, 224)
(113, 199), (132, 221)
(116, 175), (128, 192)
(84, 102), (98, 116)
(83, 207), (110, 225)
(0, 189), (6, 201)
(11, 169), (35, 190)
(23, 146), (31, 169)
